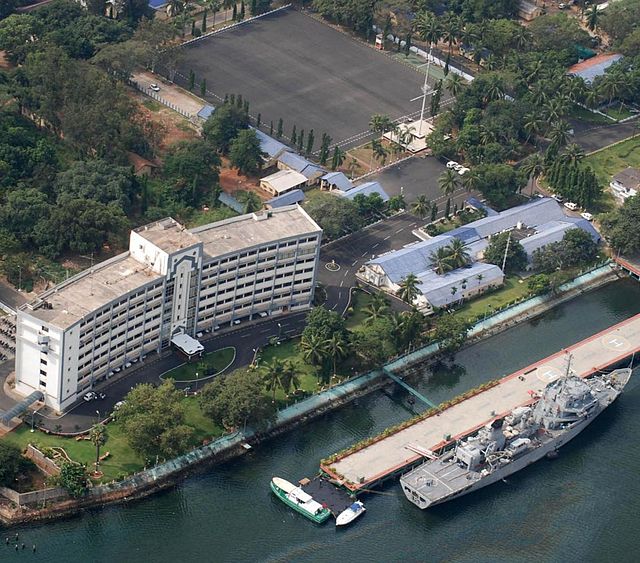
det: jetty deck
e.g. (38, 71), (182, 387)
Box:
(323, 313), (640, 491)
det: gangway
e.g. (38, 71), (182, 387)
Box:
(383, 367), (436, 408)
(0, 391), (44, 426)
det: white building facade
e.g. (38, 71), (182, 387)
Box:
(15, 206), (321, 412)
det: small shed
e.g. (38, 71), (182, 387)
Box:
(339, 181), (390, 202)
(321, 171), (353, 192)
(265, 189), (305, 209)
(260, 169), (308, 196)
(197, 105), (216, 122)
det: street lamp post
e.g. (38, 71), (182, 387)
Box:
(195, 372), (199, 391)
(96, 410), (100, 424)
(277, 323), (282, 342)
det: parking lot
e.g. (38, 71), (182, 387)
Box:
(177, 8), (442, 149)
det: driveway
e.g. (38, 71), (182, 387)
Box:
(131, 70), (206, 117)
(572, 119), (639, 154)
(0, 280), (27, 312)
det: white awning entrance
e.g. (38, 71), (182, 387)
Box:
(171, 333), (204, 358)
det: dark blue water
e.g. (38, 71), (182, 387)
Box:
(2, 280), (640, 563)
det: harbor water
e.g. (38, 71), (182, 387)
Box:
(3, 279), (640, 563)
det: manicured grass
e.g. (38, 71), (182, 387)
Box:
(586, 137), (640, 188)
(568, 105), (612, 125)
(183, 397), (225, 443)
(162, 347), (235, 382)
(345, 290), (375, 330)
(454, 276), (532, 323)
(3, 423), (144, 482)
(601, 105), (634, 121)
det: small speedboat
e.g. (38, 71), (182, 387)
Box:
(335, 501), (366, 526)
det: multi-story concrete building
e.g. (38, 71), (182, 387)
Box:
(15, 206), (322, 412)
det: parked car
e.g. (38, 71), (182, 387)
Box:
(564, 202), (579, 211)
(233, 319), (241, 325)
(446, 160), (458, 169)
(580, 212), (594, 221)
(149, 83), (160, 92)
(98, 392), (106, 400)
(457, 167), (470, 175)
(114, 401), (125, 410)
(83, 391), (97, 402)
(551, 194), (564, 203)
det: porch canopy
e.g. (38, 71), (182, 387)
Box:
(171, 333), (204, 358)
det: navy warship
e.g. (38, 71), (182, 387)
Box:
(400, 365), (632, 509)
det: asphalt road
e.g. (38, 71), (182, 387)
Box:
(177, 8), (449, 150)
(572, 120), (639, 154)
(0, 280), (27, 311)
(318, 213), (423, 314)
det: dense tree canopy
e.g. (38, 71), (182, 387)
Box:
(304, 192), (364, 239)
(115, 380), (195, 461)
(0, 442), (32, 487)
(601, 196), (640, 255)
(532, 228), (598, 273)
(483, 232), (528, 273)
(202, 103), (250, 154)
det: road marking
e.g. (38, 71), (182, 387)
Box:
(395, 228), (404, 234)
(383, 235), (391, 240)
(361, 251), (368, 257)
(352, 260), (358, 267)
(339, 280), (344, 287)
(373, 243), (380, 249)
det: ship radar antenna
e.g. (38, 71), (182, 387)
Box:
(563, 352), (574, 379)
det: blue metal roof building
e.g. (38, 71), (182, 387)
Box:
(278, 151), (325, 182)
(266, 189), (305, 208)
(197, 105), (215, 121)
(253, 129), (288, 163)
(340, 181), (390, 202)
(321, 171), (353, 192)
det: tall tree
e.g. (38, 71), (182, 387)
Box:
(229, 129), (264, 175)
(439, 168), (460, 196)
(396, 273), (420, 304)
(88, 423), (107, 473)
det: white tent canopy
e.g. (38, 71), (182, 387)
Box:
(171, 333), (204, 357)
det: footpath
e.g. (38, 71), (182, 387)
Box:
(0, 263), (623, 526)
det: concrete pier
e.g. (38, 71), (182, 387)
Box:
(322, 312), (640, 491)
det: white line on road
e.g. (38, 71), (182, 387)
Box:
(383, 235), (391, 240)
(395, 228), (404, 234)
(352, 260), (358, 267)
(361, 251), (368, 257)
(339, 280), (344, 287)
(373, 243), (380, 249)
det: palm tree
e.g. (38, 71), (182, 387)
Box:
(326, 334), (349, 378)
(523, 113), (544, 146)
(411, 194), (432, 218)
(483, 74), (504, 104)
(414, 11), (441, 48)
(279, 361), (300, 396)
(369, 114), (392, 135)
(389, 311), (408, 349)
(396, 273), (420, 304)
(586, 4), (599, 31)
(521, 152), (545, 196)
(166, 0), (184, 16)
(447, 238), (470, 268)
(263, 358), (285, 401)
(300, 333), (329, 367)
(514, 25), (532, 50)
(370, 139), (388, 165)
(585, 87), (601, 110)
(370, 291), (389, 309)
(461, 169), (480, 193)
(560, 143), (585, 167)
(549, 120), (571, 150)
(441, 13), (460, 55)
(598, 73), (625, 109)
(363, 300), (388, 324)
(444, 73), (463, 97)
(89, 423), (107, 474)
(347, 158), (358, 178)
(439, 169), (459, 196)
(429, 246), (455, 275)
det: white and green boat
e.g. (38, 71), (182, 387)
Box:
(270, 477), (331, 524)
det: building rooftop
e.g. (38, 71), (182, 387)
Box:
(339, 181), (390, 202)
(253, 128), (288, 160)
(266, 189), (305, 208)
(260, 169), (308, 195)
(22, 254), (163, 329)
(134, 217), (202, 253)
(197, 105), (216, 120)
(191, 205), (321, 260)
(568, 53), (623, 84)
(612, 167), (640, 190)
(278, 151), (325, 180)
(321, 171), (353, 192)
(22, 207), (321, 329)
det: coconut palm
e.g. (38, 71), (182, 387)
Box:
(461, 169), (480, 193)
(447, 238), (470, 268)
(279, 361), (300, 396)
(523, 113), (544, 145)
(598, 72), (625, 109)
(166, 0), (184, 16)
(411, 194), (432, 218)
(205, 0), (222, 27)
(444, 73), (463, 97)
(300, 333), (329, 366)
(586, 4), (599, 31)
(429, 246), (455, 275)
(326, 334), (348, 379)
(521, 152), (545, 195)
(370, 291), (389, 309)
(483, 74), (505, 104)
(263, 358), (285, 401)
(438, 168), (460, 196)
(413, 11), (441, 48)
(396, 273), (420, 304)
(89, 423), (108, 473)
(585, 87), (601, 110)
(549, 120), (571, 150)
(514, 25), (532, 50)
(363, 300), (388, 324)
(370, 139), (389, 165)
(441, 13), (460, 55)
(560, 143), (585, 167)
(369, 114), (393, 135)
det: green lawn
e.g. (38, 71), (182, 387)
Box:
(586, 137), (640, 187)
(142, 100), (162, 112)
(162, 347), (235, 382)
(454, 276), (532, 322)
(601, 105), (634, 121)
(3, 397), (225, 483)
(3, 423), (143, 482)
(568, 105), (613, 125)
(345, 290), (375, 330)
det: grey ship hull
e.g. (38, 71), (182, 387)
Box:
(400, 369), (631, 510)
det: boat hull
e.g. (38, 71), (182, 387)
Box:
(270, 480), (331, 524)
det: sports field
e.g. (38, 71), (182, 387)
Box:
(178, 8), (444, 150)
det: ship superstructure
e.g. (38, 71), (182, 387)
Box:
(400, 367), (632, 509)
